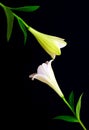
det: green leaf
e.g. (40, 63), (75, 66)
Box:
(10, 6), (40, 12)
(53, 115), (78, 122)
(68, 91), (74, 111)
(17, 19), (27, 45)
(0, 3), (14, 41)
(76, 93), (83, 119)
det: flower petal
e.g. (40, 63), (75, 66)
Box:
(29, 73), (55, 88)
(29, 60), (64, 98)
(28, 27), (66, 58)
(36, 37), (61, 58)
(48, 36), (67, 48)
(29, 73), (64, 97)
(29, 73), (37, 80)
(47, 60), (57, 82)
(37, 63), (48, 75)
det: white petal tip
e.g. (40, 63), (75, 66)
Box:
(29, 73), (36, 80)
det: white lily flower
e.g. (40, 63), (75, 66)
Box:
(29, 60), (64, 98)
(28, 27), (67, 59)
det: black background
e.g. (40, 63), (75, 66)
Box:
(0, 0), (89, 129)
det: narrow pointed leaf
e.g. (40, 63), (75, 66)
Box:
(76, 93), (83, 119)
(10, 6), (40, 12)
(17, 19), (27, 45)
(53, 115), (78, 122)
(0, 3), (14, 41)
(68, 91), (74, 111)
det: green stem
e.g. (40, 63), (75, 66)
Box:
(0, 2), (6, 9)
(62, 97), (75, 115)
(0, 2), (4, 7)
(12, 13), (30, 29)
(0, 2), (30, 29)
(62, 97), (87, 130)
(79, 119), (87, 130)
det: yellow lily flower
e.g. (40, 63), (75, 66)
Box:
(29, 60), (64, 98)
(28, 27), (67, 59)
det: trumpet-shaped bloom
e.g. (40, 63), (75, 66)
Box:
(28, 27), (67, 59)
(29, 60), (64, 98)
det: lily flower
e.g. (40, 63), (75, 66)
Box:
(28, 27), (67, 59)
(29, 60), (64, 98)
